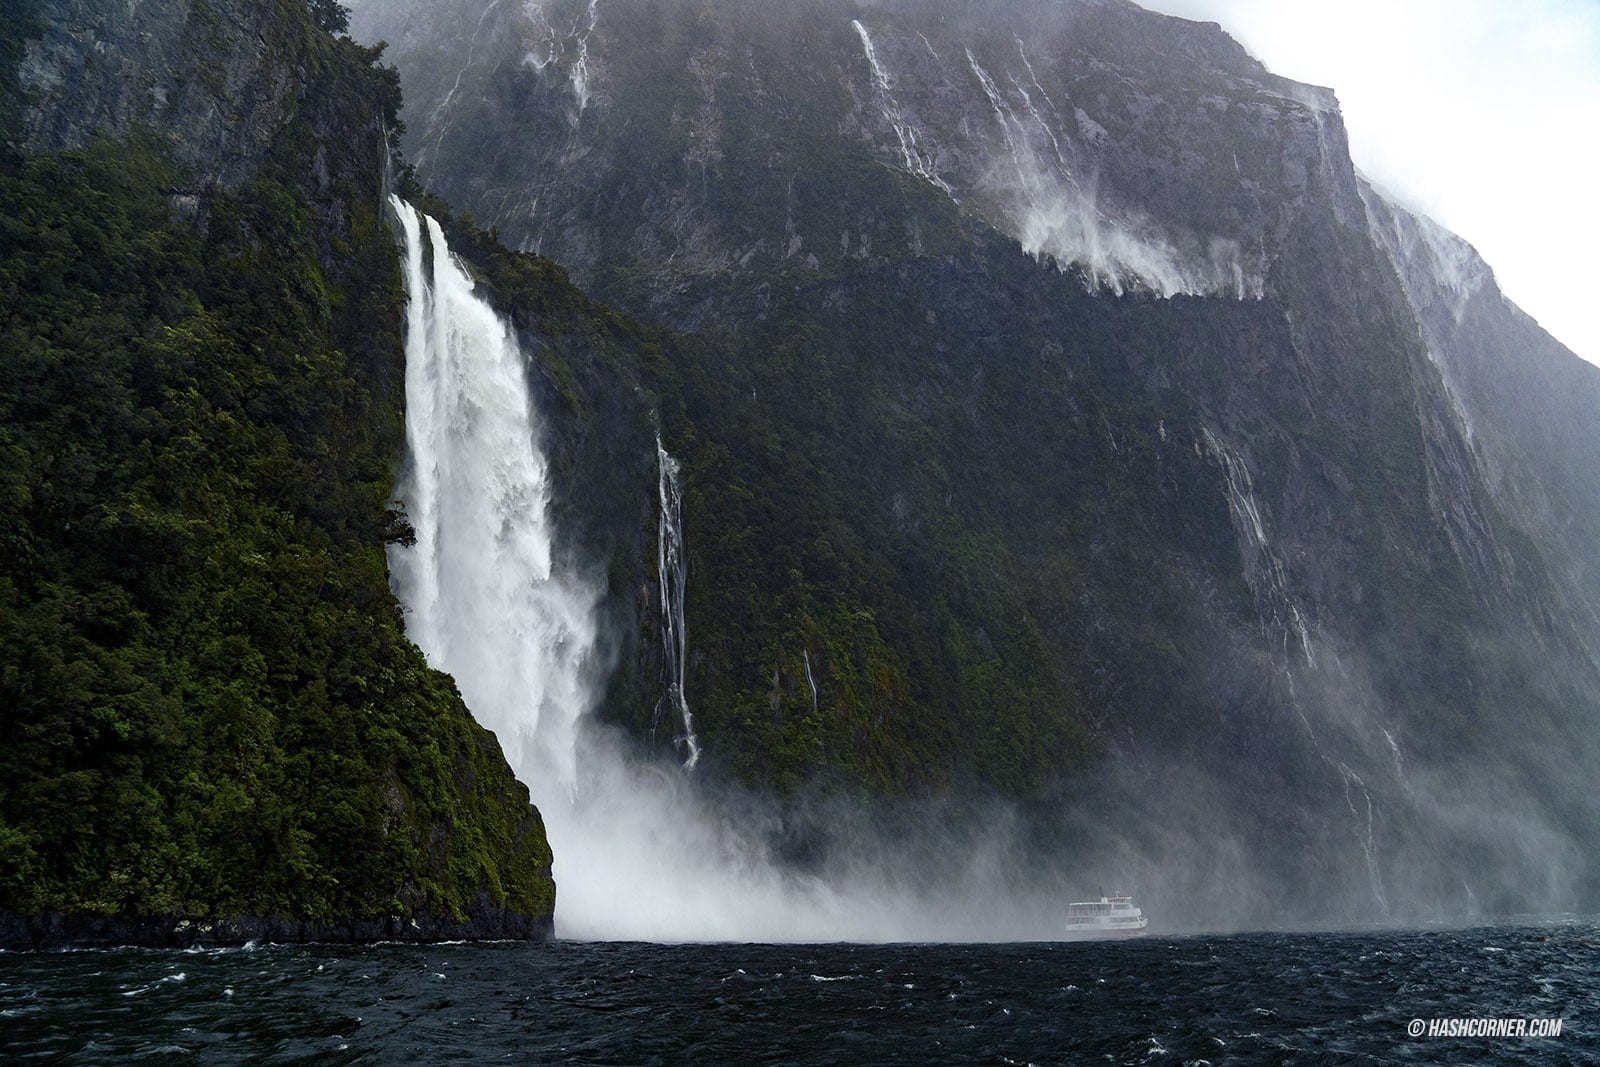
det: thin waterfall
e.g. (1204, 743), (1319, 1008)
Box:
(386, 194), (599, 796)
(656, 436), (700, 769)
(851, 19), (951, 194)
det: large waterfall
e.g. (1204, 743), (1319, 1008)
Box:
(388, 196), (598, 794)
(386, 196), (1063, 942)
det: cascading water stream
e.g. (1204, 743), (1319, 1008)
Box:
(850, 21), (1258, 298)
(387, 196), (597, 796)
(852, 19), (952, 195)
(655, 436), (700, 769)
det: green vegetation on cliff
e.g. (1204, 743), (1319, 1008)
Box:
(0, 4), (552, 936)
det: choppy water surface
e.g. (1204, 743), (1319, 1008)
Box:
(2, 921), (1595, 1063)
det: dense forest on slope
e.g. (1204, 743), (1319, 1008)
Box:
(0, 1), (553, 942)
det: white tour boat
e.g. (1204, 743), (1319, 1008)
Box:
(1065, 892), (1148, 937)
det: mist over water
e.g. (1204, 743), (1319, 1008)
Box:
(383, 191), (1597, 944)
(386, 196), (1077, 942)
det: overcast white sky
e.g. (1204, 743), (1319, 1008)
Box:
(1140, 0), (1600, 367)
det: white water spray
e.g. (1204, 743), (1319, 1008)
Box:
(655, 436), (700, 769)
(386, 196), (1069, 941)
(852, 23), (1259, 299)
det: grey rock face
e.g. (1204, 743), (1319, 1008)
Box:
(349, 0), (1361, 303)
(17, 0), (302, 190)
(349, 0), (1600, 922)
(1362, 182), (1600, 654)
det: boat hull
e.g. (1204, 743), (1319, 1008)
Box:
(1062, 926), (1148, 940)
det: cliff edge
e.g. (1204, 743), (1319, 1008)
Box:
(0, 0), (556, 946)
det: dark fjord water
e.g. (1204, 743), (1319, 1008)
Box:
(3, 921), (1594, 1064)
